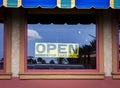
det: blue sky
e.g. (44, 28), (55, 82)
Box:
(0, 23), (4, 60)
(27, 23), (96, 62)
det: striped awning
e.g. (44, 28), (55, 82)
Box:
(1, 0), (120, 9)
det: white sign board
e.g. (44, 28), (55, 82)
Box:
(35, 43), (79, 58)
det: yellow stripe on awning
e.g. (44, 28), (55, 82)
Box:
(3, 0), (7, 7)
(110, 0), (114, 8)
(18, 0), (22, 7)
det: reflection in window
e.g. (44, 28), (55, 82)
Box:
(0, 23), (4, 70)
(27, 23), (96, 69)
(119, 24), (120, 69)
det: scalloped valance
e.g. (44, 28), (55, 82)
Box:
(1, 0), (120, 9)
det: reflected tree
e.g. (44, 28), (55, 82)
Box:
(81, 39), (96, 69)
(90, 39), (96, 51)
(37, 57), (43, 63)
(33, 60), (37, 64)
(37, 57), (46, 64)
(41, 60), (46, 64)
(1, 58), (4, 61)
(50, 60), (55, 64)
(0, 57), (3, 69)
(57, 58), (64, 64)
(66, 39), (96, 69)
(27, 56), (34, 64)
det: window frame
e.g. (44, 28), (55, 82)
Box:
(0, 9), (12, 79)
(19, 9), (104, 79)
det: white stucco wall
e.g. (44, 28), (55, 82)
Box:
(103, 10), (112, 76)
(11, 10), (113, 77)
(11, 10), (20, 77)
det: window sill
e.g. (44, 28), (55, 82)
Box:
(19, 72), (105, 79)
(0, 73), (12, 79)
(112, 72), (120, 79)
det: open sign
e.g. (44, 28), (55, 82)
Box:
(35, 43), (79, 58)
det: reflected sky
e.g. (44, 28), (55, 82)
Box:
(0, 23), (4, 60)
(27, 23), (96, 62)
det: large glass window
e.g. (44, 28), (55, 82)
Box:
(20, 12), (104, 79)
(27, 23), (96, 70)
(26, 14), (97, 70)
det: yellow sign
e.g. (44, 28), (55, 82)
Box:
(35, 43), (79, 58)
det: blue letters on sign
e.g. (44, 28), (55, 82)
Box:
(36, 44), (45, 53)
(58, 44), (67, 54)
(47, 44), (56, 53)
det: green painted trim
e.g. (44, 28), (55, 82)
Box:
(61, 0), (71, 8)
(7, 0), (18, 7)
(114, 0), (120, 8)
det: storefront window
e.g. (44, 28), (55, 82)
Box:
(27, 23), (96, 70)
(26, 14), (97, 70)
(20, 12), (104, 79)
